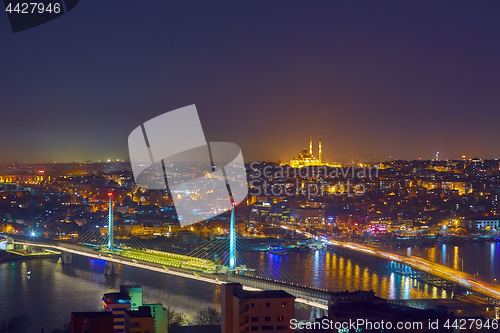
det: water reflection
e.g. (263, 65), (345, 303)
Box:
(441, 244), (447, 265)
(428, 246), (436, 262)
(490, 243), (495, 276)
(453, 246), (459, 270)
(387, 273), (395, 299)
(411, 242), (500, 281)
(402, 276), (410, 299)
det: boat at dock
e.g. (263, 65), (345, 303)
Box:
(267, 246), (287, 255)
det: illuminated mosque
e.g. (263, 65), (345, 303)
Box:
(289, 137), (323, 168)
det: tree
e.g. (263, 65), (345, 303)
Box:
(0, 314), (31, 333)
(194, 306), (221, 326)
(165, 306), (189, 328)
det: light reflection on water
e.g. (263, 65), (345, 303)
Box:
(453, 246), (460, 270)
(405, 241), (500, 281)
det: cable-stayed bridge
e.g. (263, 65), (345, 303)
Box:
(7, 237), (329, 308)
(4, 195), (330, 310)
(4, 195), (500, 310)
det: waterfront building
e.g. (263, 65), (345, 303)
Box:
(222, 283), (295, 333)
(71, 312), (114, 333)
(147, 303), (168, 333)
(103, 292), (132, 332)
(126, 306), (156, 333)
(291, 207), (325, 226)
(0, 174), (50, 184)
(117, 285), (168, 333)
(462, 217), (500, 232)
(307, 290), (453, 333)
(121, 285), (143, 311)
(250, 200), (292, 223)
(71, 308), (154, 333)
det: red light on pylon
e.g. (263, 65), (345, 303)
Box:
(108, 192), (113, 197)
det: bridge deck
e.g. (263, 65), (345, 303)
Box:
(9, 237), (328, 309)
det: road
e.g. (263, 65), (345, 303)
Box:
(326, 237), (500, 301)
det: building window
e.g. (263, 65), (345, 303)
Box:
(251, 326), (258, 331)
(277, 325), (288, 330)
(262, 326), (274, 331)
(265, 303), (270, 307)
(251, 317), (258, 322)
(277, 316), (284, 321)
(265, 317), (271, 322)
(282, 302), (287, 308)
(251, 303), (254, 308)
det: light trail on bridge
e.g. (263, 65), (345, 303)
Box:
(329, 240), (500, 300)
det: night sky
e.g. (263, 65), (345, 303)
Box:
(1, 1), (500, 163)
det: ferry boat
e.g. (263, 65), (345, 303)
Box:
(268, 246), (287, 255)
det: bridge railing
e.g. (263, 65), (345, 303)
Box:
(226, 274), (329, 301)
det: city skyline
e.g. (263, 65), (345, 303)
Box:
(0, 132), (495, 165)
(0, 142), (494, 165)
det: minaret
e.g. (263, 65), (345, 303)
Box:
(319, 136), (322, 164)
(309, 136), (313, 155)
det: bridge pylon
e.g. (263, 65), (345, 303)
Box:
(61, 251), (72, 264)
(107, 192), (114, 251)
(105, 260), (118, 275)
(229, 203), (236, 270)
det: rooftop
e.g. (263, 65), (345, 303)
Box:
(72, 311), (114, 319)
(231, 284), (295, 300)
(102, 292), (131, 304)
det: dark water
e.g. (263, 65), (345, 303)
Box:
(1, 242), (498, 331)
